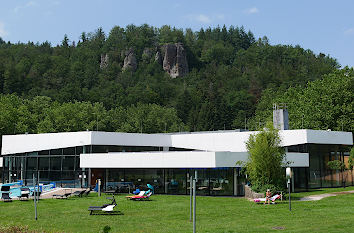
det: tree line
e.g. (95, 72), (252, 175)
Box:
(0, 24), (348, 138)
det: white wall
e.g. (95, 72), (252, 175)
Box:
(306, 130), (353, 145)
(1, 131), (91, 155)
(91, 131), (171, 147)
(171, 131), (255, 152)
(80, 151), (309, 168)
(0, 157), (2, 167)
(171, 130), (352, 152)
(80, 151), (217, 168)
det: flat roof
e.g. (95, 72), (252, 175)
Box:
(1, 129), (352, 155)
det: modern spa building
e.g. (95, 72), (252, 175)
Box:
(1, 128), (352, 196)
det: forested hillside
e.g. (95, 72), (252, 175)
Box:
(0, 24), (345, 137)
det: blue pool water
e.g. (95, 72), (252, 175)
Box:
(0, 181), (55, 198)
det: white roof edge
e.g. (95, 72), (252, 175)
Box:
(1, 129), (352, 155)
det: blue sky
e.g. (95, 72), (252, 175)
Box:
(0, 0), (353, 67)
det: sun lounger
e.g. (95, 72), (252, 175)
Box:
(83, 189), (91, 197)
(18, 188), (30, 201)
(72, 190), (86, 197)
(53, 192), (72, 199)
(31, 191), (42, 200)
(125, 191), (145, 199)
(130, 191), (152, 201)
(254, 194), (282, 203)
(88, 196), (120, 215)
(1, 192), (12, 202)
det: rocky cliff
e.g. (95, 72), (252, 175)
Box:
(100, 54), (109, 69)
(162, 43), (188, 78)
(122, 48), (137, 71)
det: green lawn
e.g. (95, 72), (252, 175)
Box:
(1, 187), (354, 233)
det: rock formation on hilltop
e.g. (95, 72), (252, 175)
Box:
(100, 54), (109, 69)
(162, 43), (188, 78)
(123, 48), (137, 71)
(155, 50), (162, 65)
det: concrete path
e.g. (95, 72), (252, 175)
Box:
(299, 190), (354, 201)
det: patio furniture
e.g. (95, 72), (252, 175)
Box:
(130, 191), (152, 201)
(31, 191), (42, 200)
(254, 194), (282, 204)
(83, 188), (91, 197)
(88, 196), (121, 215)
(18, 188), (30, 201)
(147, 184), (154, 194)
(125, 191), (145, 199)
(53, 192), (72, 199)
(72, 190), (86, 197)
(1, 192), (12, 202)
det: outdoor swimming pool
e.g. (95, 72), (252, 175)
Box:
(0, 181), (55, 198)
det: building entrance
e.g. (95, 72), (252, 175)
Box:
(91, 168), (105, 188)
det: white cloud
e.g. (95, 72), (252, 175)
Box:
(14, 1), (38, 13)
(196, 14), (212, 23)
(244, 7), (259, 14)
(0, 22), (8, 37)
(216, 14), (225, 20)
(344, 28), (354, 35)
(186, 14), (225, 24)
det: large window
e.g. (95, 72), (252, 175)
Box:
(26, 157), (37, 170)
(62, 156), (75, 170)
(209, 168), (233, 196)
(38, 157), (49, 170)
(50, 157), (61, 170)
(165, 169), (187, 195)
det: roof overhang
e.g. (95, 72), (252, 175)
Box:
(80, 151), (309, 169)
(2, 129), (352, 155)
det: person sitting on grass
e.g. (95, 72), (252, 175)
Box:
(264, 189), (271, 205)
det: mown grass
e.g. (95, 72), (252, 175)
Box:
(0, 187), (353, 233)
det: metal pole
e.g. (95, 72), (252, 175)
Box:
(193, 171), (197, 233)
(98, 179), (101, 197)
(37, 170), (40, 203)
(33, 174), (37, 220)
(288, 179), (291, 211)
(190, 175), (193, 222)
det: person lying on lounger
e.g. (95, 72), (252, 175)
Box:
(254, 193), (282, 204)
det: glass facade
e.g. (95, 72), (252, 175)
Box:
(103, 168), (237, 196)
(1, 145), (163, 188)
(291, 144), (353, 192)
(2, 147), (84, 187)
(1, 142), (352, 194)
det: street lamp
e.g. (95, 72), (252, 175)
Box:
(286, 167), (292, 211)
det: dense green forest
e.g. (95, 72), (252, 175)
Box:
(0, 24), (352, 138)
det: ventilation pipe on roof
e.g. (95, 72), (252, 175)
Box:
(273, 103), (289, 130)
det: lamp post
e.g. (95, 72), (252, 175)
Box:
(33, 173), (38, 220)
(79, 174), (82, 188)
(286, 167), (292, 211)
(193, 170), (197, 233)
(189, 174), (193, 222)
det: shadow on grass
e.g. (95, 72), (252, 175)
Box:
(89, 211), (124, 216)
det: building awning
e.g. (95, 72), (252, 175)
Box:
(80, 151), (309, 169)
